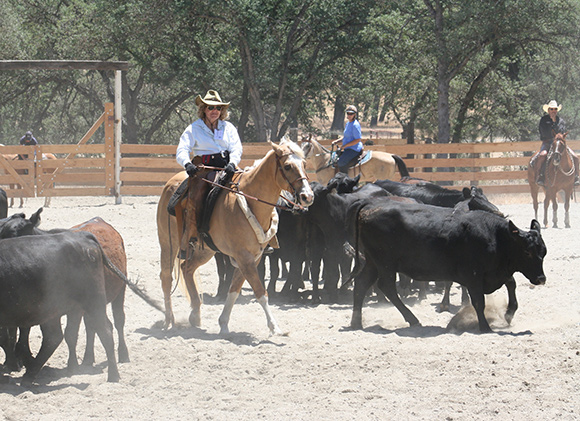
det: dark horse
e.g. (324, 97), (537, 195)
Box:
(528, 134), (576, 228)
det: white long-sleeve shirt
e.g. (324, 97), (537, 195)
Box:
(176, 118), (243, 168)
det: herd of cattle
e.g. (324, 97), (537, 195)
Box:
(0, 161), (548, 384)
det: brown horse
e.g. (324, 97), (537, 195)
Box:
(300, 137), (408, 184)
(157, 139), (314, 334)
(528, 135), (576, 228)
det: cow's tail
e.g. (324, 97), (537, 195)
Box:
(102, 252), (165, 314)
(345, 200), (368, 286)
(393, 154), (410, 178)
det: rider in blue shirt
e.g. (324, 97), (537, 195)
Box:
(332, 105), (363, 173)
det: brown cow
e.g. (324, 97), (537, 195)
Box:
(0, 209), (131, 370)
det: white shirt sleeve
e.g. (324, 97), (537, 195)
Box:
(176, 124), (195, 168)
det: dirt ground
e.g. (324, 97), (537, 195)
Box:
(0, 193), (579, 420)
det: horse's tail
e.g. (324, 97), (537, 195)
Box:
(392, 154), (410, 178)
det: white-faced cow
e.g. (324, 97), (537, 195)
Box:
(349, 198), (547, 333)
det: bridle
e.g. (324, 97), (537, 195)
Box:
(301, 139), (334, 173)
(199, 151), (309, 210)
(275, 152), (309, 202)
(549, 138), (575, 182)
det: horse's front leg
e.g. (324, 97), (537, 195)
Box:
(221, 254), (283, 336)
(542, 196), (551, 228)
(564, 189), (571, 228)
(552, 196), (559, 228)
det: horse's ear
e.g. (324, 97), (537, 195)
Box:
(270, 140), (283, 156)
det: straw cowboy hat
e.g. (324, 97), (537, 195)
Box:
(195, 90), (230, 108)
(543, 100), (562, 113)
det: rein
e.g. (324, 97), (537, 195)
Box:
(199, 162), (306, 211)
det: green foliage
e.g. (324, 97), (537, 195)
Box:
(1, 0), (580, 147)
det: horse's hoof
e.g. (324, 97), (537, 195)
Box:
(188, 311), (201, 328)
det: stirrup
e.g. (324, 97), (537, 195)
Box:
(575, 176), (580, 186)
(537, 178), (545, 186)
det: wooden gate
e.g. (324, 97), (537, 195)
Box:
(0, 103), (115, 200)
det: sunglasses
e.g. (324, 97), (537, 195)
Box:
(346, 112), (355, 115)
(548, 108), (558, 111)
(207, 105), (222, 111)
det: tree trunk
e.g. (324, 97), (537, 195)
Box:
(238, 83), (250, 142)
(370, 94), (380, 128)
(330, 96), (346, 139)
(239, 34), (268, 142)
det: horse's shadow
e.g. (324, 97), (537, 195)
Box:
(136, 323), (285, 348)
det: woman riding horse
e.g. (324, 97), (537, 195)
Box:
(158, 139), (314, 334)
(175, 90), (242, 259)
(331, 105), (363, 173)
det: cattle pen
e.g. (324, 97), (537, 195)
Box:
(0, 103), (578, 202)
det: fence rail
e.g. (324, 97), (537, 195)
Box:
(1, 138), (579, 199)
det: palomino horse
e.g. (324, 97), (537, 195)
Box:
(528, 134), (576, 228)
(300, 137), (409, 184)
(157, 139), (314, 334)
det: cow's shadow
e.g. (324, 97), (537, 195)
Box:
(0, 365), (93, 394)
(343, 324), (533, 337)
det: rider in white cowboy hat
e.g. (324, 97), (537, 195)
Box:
(532, 100), (579, 186)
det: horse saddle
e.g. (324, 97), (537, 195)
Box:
(330, 150), (372, 169)
(198, 172), (231, 252)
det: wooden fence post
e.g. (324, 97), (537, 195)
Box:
(104, 102), (115, 194)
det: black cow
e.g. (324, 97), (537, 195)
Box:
(349, 198), (547, 333)
(374, 178), (504, 307)
(374, 179), (503, 215)
(0, 188), (7, 219)
(0, 231), (121, 382)
(304, 175), (392, 302)
(0, 210), (163, 378)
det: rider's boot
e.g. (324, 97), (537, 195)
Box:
(536, 157), (546, 186)
(179, 175), (208, 260)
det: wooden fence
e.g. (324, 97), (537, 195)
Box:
(1, 131), (579, 199)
